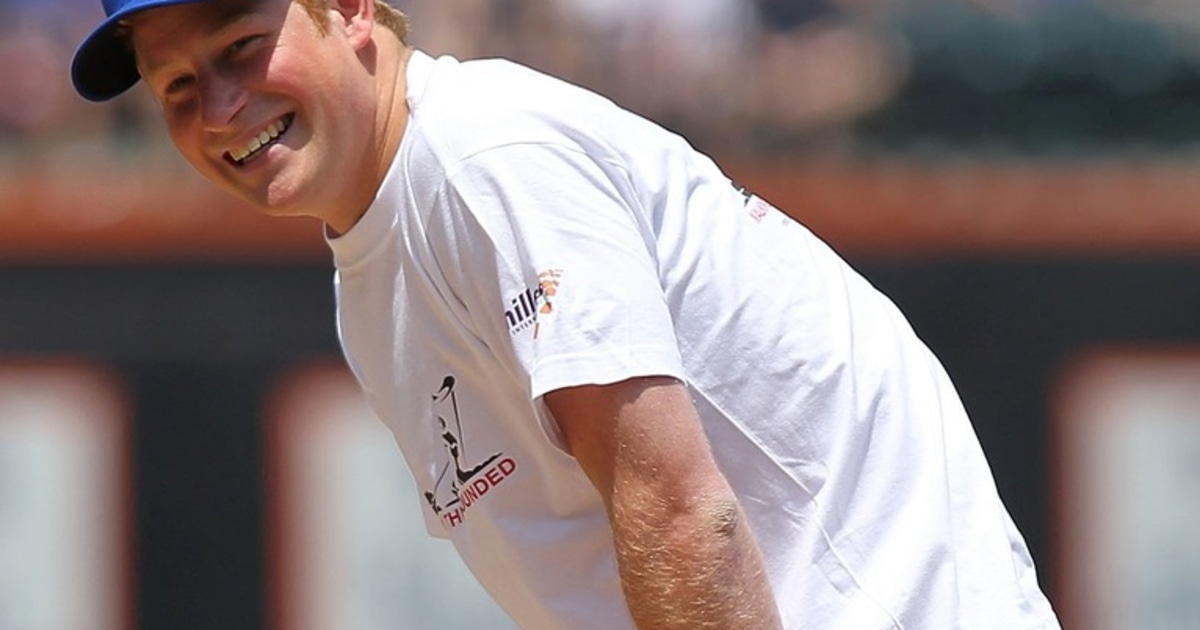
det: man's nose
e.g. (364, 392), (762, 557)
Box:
(198, 71), (245, 131)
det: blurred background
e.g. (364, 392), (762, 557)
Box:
(2, 0), (1200, 628)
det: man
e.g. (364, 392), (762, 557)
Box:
(71, 0), (1062, 628)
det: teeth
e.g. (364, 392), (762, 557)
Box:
(230, 117), (290, 164)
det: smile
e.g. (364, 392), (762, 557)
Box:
(227, 114), (294, 166)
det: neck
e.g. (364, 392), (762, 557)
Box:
(325, 38), (411, 236)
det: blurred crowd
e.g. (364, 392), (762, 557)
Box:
(4, 0), (1200, 164)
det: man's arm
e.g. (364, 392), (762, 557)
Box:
(544, 376), (784, 629)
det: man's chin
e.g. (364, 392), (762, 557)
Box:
(213, 168), (327, 223)
(225, 185), (310, 221)
(251, 200), (315, 222)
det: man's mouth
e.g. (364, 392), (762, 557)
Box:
(226, 113), (295, 166)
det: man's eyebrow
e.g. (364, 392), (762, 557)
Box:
(209, 12), (269, 45)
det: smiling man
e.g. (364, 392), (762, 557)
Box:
(71, 1), (1063, 628)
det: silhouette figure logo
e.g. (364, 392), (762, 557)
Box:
(422, 375), (517, 529)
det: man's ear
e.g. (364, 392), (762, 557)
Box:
(329, 0), (375, 48)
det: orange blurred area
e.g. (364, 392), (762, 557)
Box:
(3, 157), (1200, 262)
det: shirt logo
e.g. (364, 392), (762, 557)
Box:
(422, 375), (518, 530)
(504, 269), (563, 339)
(735, 182), (771, 223)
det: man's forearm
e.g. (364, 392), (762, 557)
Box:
(610, 488), (783, 629)
(544, 377), (784, 628)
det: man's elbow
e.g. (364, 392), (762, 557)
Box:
(706, 497), (741, 539)
(655, 487), (747, 547)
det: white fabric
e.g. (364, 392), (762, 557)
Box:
(328, 51), (1061, 630)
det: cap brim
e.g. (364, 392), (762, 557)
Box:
(70, 0), (208, 102)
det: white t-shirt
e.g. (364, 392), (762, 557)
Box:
(328, 51), (1061, 629)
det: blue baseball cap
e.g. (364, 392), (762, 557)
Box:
(71, 0), (208, 102)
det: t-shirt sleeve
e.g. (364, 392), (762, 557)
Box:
(431, 141), (687, 401)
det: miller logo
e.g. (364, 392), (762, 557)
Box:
(505, 269), (563, 339)
(422, 375), (517, 530)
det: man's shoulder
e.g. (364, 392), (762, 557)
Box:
(410, 52), (621, 152)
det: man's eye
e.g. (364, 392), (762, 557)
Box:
(165, 75), (195, 95)
(227, 35), (259, 57)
